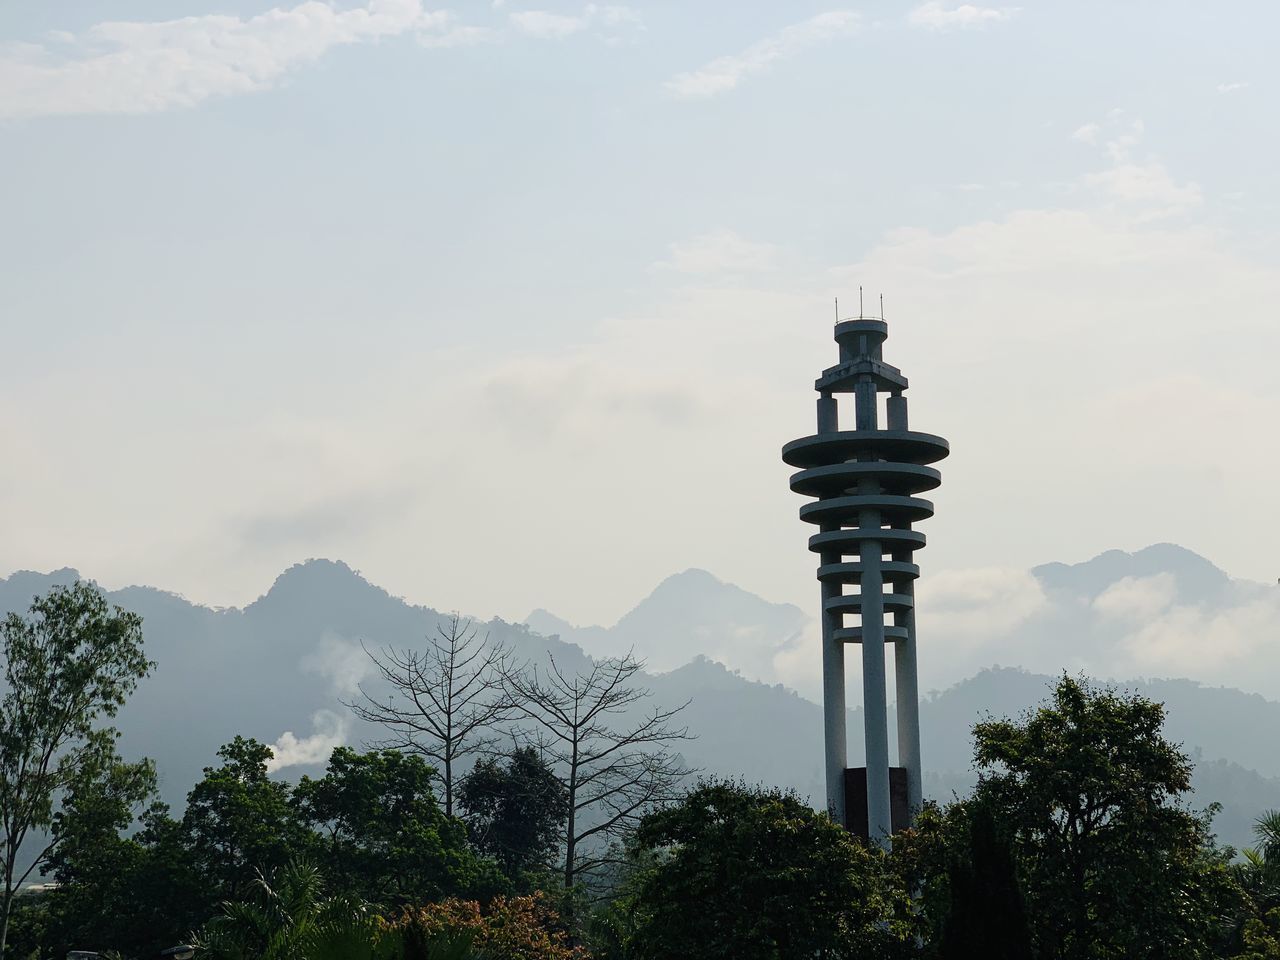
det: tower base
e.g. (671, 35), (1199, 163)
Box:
(843, 766), (910, 841)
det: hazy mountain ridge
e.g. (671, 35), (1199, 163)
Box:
(526, 568), (808, 681)
(3, 547), (1279, 850)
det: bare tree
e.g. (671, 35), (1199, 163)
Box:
(347, 614), (508, 818)
(502, 652), (692, 893)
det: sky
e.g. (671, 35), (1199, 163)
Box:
(2, 0), (1278, 633)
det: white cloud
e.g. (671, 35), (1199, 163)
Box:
(1217, 81), (1249, 94)
(1093, 573), (1177, 622)
(1065, 117), (1200, 217)
(1119, 590), (1280, 676)
(1071, 122), (1101, 144)
(920, 567), (1048, 637)
(510, 10), (588, 38)
(908, 2), (1018, 30)
(1085, 162), (1202, 216)
(658, 229), (779, 275)
(301, 631), (377, 697)
(419, 24), (497, 48)
(266, 709), (348, 772)
(665, 11), (859, 100)
(509, 5), (639, 40)
(0, 0), (456, 119)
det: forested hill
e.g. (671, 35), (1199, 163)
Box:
(2, 560), (1278, 850)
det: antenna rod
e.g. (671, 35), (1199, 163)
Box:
(859, 286), (863, 318)
(880, 293), (884, 319)
(835, 297), (839, 324)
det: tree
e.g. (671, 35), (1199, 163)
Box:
(0, 581), (153, 956)
(183, 737), (312, 903)
(292, 747), (495, 906)
(969, 674), (1236, 960)
(1227, 812), (1280, 958)
(350, 615), (510, 818)
(41, 739), (159, 956)
(625, 780), (913, 960)
(457, 746), (568, 887)
(501, 653), (691, 894)
(393, 893), (588, 960)
(937, 803), (1033, 960)
(195, 858), (399, 960)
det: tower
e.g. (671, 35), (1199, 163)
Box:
(782, 311), (948, 846)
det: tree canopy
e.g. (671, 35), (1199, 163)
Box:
(966, 674), (1237, 960)
(624, 780), (913, 960)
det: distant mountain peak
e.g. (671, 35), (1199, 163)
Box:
(249, 558), (395, 612)
(1032, 543), (1231, 603)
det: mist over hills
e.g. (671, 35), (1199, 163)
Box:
(2, 544), (1278, 850)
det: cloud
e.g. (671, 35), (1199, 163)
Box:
(1093, 573), (1177, 622)
(921, 568), (1049, 637)
(509, 5), (640, 40)
(266, 709), (348, 772)
(301, 632), (378, 697)
(665, 11), (859, 100)
(657, 229), (779, 275)
(908, 2), (1018, 30)
(1217, 81), (1249, 94)
(1065, 116), (1201, 217)
(0, 0), (458, 119)
(1084, 162), (1202, 216)
(419, 24), (497, 48)
(510, 10), (588, 38)
(1071, 122), (1101, 144)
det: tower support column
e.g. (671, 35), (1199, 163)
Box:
(815, 393), (846, 823)
(860, 536), (892, 846)
(821, 556), (846, 824)
(895, 579), (923, 816)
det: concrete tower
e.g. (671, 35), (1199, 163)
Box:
(782, 313), (948, 846)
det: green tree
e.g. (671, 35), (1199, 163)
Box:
(970, 674), (1236, 960)
(1227, 812), (1280, 959)
(41, 738), (158, 955)
(0, 581), (153, 956)
(195, 858), (400, 960)
(457, 747), (568, 888)
(183, 737), (312, 903)
(292, 747), (495, 906)
(626, 780), (913, 960)
(938, 803), (1033, 960)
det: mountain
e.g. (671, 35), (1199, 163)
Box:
(0, 560), (592, 809)
(3, 547), (1280, 851)
(1032, 542), (1234, 604)
(526, 568), (808, 680)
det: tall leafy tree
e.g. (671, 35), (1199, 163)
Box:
(970, 674), (1236, 960)
(292, 747), (493, 906)
(183, 737), (312, 903)
(624, 780), (913, 960)
(458, 746), (568, 887)
(0, 581), (153, 955)
(41, 739), (158, 956)
(938, 803), (1033, 960)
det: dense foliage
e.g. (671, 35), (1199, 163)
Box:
(621, 780), (913, 960)
(0, 582), (153, 955)
(393, 894), (588, 960)
(968, 675), (1238, 960)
